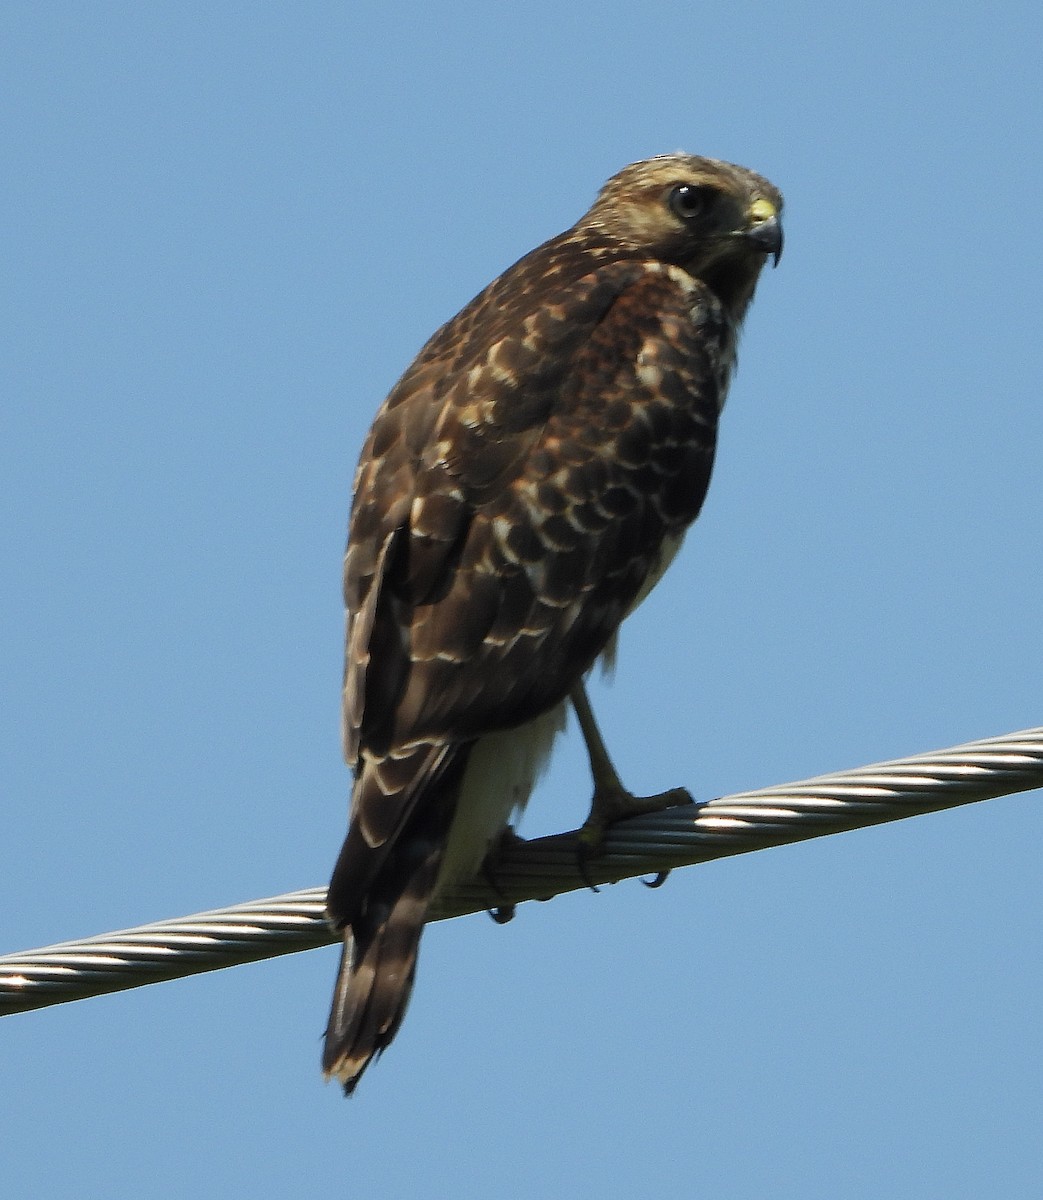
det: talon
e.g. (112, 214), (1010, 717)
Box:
(585, 784), (693, 833)
(576, 805), (614, 892)
(575, 833), (602, 893)
(568, 682), (694, 895)
(481, 824), (525, 903)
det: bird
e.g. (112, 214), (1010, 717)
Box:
(322, 153), (783, 1093)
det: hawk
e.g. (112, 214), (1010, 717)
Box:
(323, 154), (783, 1092)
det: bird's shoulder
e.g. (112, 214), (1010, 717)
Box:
(356, 232), (727, 498)
(408, 230), (722, 393)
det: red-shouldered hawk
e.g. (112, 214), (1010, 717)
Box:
(323, 154), (783, 1092)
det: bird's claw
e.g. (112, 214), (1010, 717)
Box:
(481, 826), (525, 922)
(575, 830), (603, 894)
(575, 785), (694, 893)
(642, 870), (671, 889)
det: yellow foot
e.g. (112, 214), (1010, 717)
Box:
(578, 785), (693, 851)
(576, 785), (694, 890)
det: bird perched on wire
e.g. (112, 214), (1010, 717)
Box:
(323, 153), (783, 1093)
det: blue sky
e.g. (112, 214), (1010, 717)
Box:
(3, 3), (1041, 1197)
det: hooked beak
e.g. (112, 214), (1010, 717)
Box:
(744, 211), (783, 267)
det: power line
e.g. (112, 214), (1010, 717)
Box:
(3, 724), (1040, 1017)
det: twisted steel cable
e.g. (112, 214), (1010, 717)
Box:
(3, 724), (1041, 1017)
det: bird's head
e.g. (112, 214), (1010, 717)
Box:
(580, 154), (784, 318)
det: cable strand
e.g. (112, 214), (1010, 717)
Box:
(2, 725), (1040, 1016)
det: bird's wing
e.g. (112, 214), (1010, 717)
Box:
(342, 252), (728, 856)
(325, 247), (731, 1092)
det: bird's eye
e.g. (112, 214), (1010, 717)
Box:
(668, 183), (715, 221)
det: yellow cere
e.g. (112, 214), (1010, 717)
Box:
(748, 197), (777, 222)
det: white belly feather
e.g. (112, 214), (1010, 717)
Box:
(435, 700), (567, 892)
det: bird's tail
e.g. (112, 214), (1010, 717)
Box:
(322, 837), (443, 1093)
(322, 746), (466, 1094)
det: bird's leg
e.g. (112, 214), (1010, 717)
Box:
(570, 681), (693, 860)
(481, 825), (526, 924)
